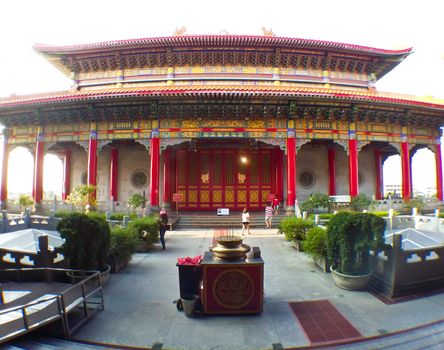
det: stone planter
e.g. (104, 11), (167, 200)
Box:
(292, 239), (304, 252)
(106, 256), (131, 273)
(313, 256), (330, 273)
(330, 266), (371, 290)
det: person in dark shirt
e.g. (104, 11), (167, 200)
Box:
(159, 209), (169, 250)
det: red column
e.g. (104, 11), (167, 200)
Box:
(33, 134), (45, 205)
(87, 130), (98, 200)
(435, 140), (443, 201)
(162, 148), (171, 205)
(286, 134), (296, 207)
(275, 148), (283, 201)
(110, 148), (118, 201)
(401, 141), (412, 200)
(328, 147), (336, 195)
(149, 133), (160, 207)
(62, 150), (71, 201)
(374, 149), (383, 200)
(0, 130), (9, 209)
(348, 139), (359, 197)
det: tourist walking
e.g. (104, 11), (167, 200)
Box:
(159, 209), (169, 250)
(265, 202), (274, 228)
(241, 208), (251, 235)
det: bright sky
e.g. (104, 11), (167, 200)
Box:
(0, 0), (443, 196)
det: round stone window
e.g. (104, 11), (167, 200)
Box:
(299, 170), (315, 189)
(131, 170), (148, 189)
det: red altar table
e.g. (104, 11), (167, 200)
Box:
(201, 251), (264, 315)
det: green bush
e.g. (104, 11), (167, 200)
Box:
(278, 217), (314, 241)
(304, 227), (328, 259)
(403, 198), (425, 212)
(57, 213), (111, 271)
(350, 193), (372, 212)
(300, 193), (333, 214)
(109, 226), (138, 262)
(109, 213), (137, 221)
(327, 212), (386, 275)
(308, 213), (335, 220)
(128, 216), (159, 244)
(54, 210), (73, 219)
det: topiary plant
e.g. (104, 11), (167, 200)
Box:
(57, 212), (111, 271)
(109, 226), (138, 262)
(327, 212), (386, 275)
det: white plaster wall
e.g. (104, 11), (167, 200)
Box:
(335, 146), (349, 195)
(295, 143), (375, 201)
(97, 148), (110, 202)
(358, 148), (376, 199)
(71, 147), (87, 190)
(117, 146), (150, 204)
(296, 143), (329, 201)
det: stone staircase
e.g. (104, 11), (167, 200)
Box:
(174, 211), (288, 229)
(0, 336), (121, 349)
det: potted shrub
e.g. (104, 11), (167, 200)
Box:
(327, 212), (386, 290)
(278, 217), (314, 251)
(127, 216), (159, 252)
(17, 194), (34, 215)
(107, 225), (138, 272)
(65, 185), (97, 212)
(350, 193), (372, 212)
(57, 212), (111, 283)
(300, 193), (333, 214)
(127, 193), (147, 216)
(304, 226), (329, 272)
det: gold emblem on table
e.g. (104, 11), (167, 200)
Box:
(212, 269), (254, 309)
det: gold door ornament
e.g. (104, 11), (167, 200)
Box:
(201, 172), (210, 184)
(238, 173), (246, 184)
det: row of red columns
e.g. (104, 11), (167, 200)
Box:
(0, 129), (443, 209)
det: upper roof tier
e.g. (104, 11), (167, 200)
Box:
(34, 35), (413, 84)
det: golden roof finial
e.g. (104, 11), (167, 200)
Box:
(220, 29), (229, 35)
(173, 26), (186, 36)
(262, 27), (275, 37)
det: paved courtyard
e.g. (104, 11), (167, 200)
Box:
(71, 227), (444, 350)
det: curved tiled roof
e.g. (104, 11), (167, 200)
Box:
(34, 35), (413, 57)
(0, 86), (443, 111)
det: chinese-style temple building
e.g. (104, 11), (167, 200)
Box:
(0, 33), (443, 212)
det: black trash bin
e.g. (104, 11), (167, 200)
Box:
(176, 263), (202, 297)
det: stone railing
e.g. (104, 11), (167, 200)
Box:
(0, 211), (61, 233)
(0, 235), (64, 270)
(370, 234), (444, 298)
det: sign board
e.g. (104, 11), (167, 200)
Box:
(217, 208), (230, 216)
(173, 193), (183, 202)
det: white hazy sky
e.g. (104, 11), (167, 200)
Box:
(0, 0), (442, 195)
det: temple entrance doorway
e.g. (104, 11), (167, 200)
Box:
(172, 139), (282, 211)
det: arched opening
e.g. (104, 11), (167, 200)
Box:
(383, 155), (401, 198)
(8, 146), (33, 198)
(43, 154), (63, 200)
(411, 147), (436, 198)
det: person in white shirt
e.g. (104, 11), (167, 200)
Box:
(241, 208), (251, 235)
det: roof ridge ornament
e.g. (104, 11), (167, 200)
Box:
(262, 27), (275, 37)
(173, 26), (186, 36)
(220, 29), (229, 35)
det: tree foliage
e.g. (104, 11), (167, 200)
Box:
(300, 193), (333, 214)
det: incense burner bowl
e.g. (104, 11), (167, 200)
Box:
(210, 235), (251, 260)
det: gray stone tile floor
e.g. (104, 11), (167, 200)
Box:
(71, 228), (444, 350)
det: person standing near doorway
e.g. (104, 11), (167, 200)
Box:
(265, 202), (274, 228)
(241, 208), (251, 235)
(273, 195), (280, 215)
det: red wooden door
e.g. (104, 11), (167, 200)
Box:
(175, 148), (275, 210)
